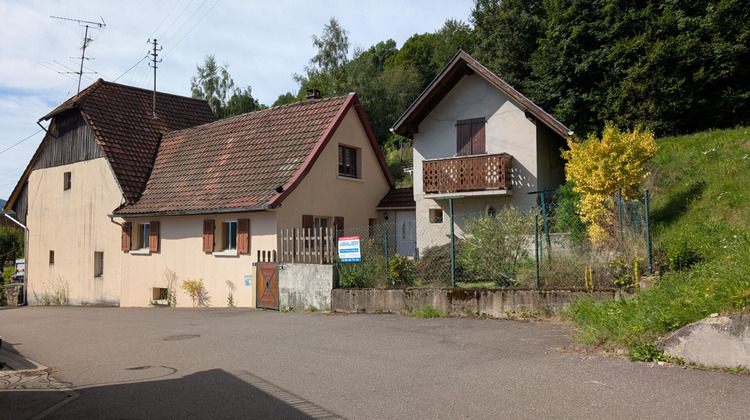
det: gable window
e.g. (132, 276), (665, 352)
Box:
(63, 171), (72, 190)
(338, 145), (359, 178)
(456, 117), (486, 156)
(94, 251), (104, 277)
(49, 250), (55, 265)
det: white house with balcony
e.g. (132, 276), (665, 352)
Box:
(391, 51), (573, 252)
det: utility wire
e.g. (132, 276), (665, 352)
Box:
(0, 130), (43, 157)
(163, 0), (220, 58)
(113, 56), (148, 82)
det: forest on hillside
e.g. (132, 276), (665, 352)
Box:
(193, 0), (750, 149)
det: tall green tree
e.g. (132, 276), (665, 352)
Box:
(0, 226), (23, 274)
(471, 0), (544, 89)
(294, 17), (351, 98)
(191, 54), (264, 119)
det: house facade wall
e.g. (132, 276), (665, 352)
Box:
(26, 158), (124, 305)
(412, 75), (561, 252)
(118, 211), (277, 308)
(275, 108), (392, 234)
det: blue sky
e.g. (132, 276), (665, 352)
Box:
(0, 0), (474, 202)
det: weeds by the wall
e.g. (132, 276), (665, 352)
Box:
(31, 277), (70, 306)
(181, 278), (209, 307)
(226, 280), (236, 307)
(408, 305), (444, 319)
(162, 268), (178, 307)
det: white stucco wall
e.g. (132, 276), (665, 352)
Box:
(276, 108), (392, 233)
(118, 211), (277, 308)
(26, 158), (124, 305)
(412, 75), (563, 251)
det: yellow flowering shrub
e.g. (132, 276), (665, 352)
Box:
(561, 123), (657, 244)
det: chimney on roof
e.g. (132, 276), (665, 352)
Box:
(306, 89), (321, 100)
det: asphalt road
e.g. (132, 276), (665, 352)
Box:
(1, 306), (748, 419)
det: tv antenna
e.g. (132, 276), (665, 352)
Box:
(50, 15), (106, 93)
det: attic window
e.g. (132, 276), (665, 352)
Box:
(63, 172), (72, 190)
(338, 145), (359, 178)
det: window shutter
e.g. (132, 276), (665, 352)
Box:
(457, 119), (473, 156)
(202, 220), (215, 252)
(121, 222), (132, 251)
(334, 216), (344, 235)
(237, 219), (250, 254)
(149, 221), (160, 252)
(471, 118), (486, 154)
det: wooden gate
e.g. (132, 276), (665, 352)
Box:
(256, 262), (279, 310)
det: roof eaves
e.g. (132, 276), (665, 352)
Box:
(111, 205), (273, 218)
(392, 50), (572, 139)
(268, 95), (356, 208)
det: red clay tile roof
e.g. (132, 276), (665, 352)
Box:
(41, 79), (216, 203)
(115, 94), (388, 215)
(377, 187), (415, 209)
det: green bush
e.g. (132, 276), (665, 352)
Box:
(338, 238), (386, 288)
(552, 181), (589, 246)
(388, 254), (415, 286)
(458, 206), (534, 287)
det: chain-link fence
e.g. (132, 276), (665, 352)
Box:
(336, 190), (651, 290)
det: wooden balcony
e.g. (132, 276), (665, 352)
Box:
(423, 153), (512, 195)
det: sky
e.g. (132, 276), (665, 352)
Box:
(0, 0), (475, 203)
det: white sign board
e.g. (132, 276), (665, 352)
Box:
(338, 236), (361, 262)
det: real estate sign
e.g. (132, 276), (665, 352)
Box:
(338, 236), (361, 262)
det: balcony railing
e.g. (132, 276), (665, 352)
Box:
(423, 153), (512, 194)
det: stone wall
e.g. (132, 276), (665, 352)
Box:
(1, 284), (24, 307)
(279, 264), (335, 311)
(332, 287), (625, 318)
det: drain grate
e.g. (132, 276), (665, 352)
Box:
(164, 334), (200, 341)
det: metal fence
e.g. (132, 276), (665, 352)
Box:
(336, 190), (652, 290)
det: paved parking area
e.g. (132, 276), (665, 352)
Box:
(1, 306), (748, 419)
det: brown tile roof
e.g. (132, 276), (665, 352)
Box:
(377, 187), (415, 209)
(392, 51), (571, 139)
(41, 79), (216, 203)
(115, 94), (393, 216)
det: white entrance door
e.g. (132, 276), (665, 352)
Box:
(395, 210), (416, 257)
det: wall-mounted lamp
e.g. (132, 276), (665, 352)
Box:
(383, 212), (389, 221)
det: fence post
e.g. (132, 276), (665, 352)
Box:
(618, 188), (624, 243)
(450, 197), (455, 289)
(384, 230), (389, 285)
(540, 193), (551, 260)
(645, 189), (652, 273)
(535, 213), (540, 288)
(335, 225), (339, 288)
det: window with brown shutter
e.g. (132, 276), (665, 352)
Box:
(237, 219), (250, 254)
(456, 117), (486, 156)
(338, 145), (358, 178)
(121, 222), (132, 251)
(149, 221), (160, 252)
(202, 220), (215, 252)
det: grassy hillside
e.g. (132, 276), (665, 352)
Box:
(569, 127), (750, 352)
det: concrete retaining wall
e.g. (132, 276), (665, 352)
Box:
(332, 287), (625, 318)
(279, 264), (335, 311)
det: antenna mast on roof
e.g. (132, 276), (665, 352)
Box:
(148, 39), (162, 119)
(50, 15), (106, 93)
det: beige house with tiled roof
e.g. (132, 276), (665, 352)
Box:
(113, 93), (393, 307)
(5, 81), (393, 307)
